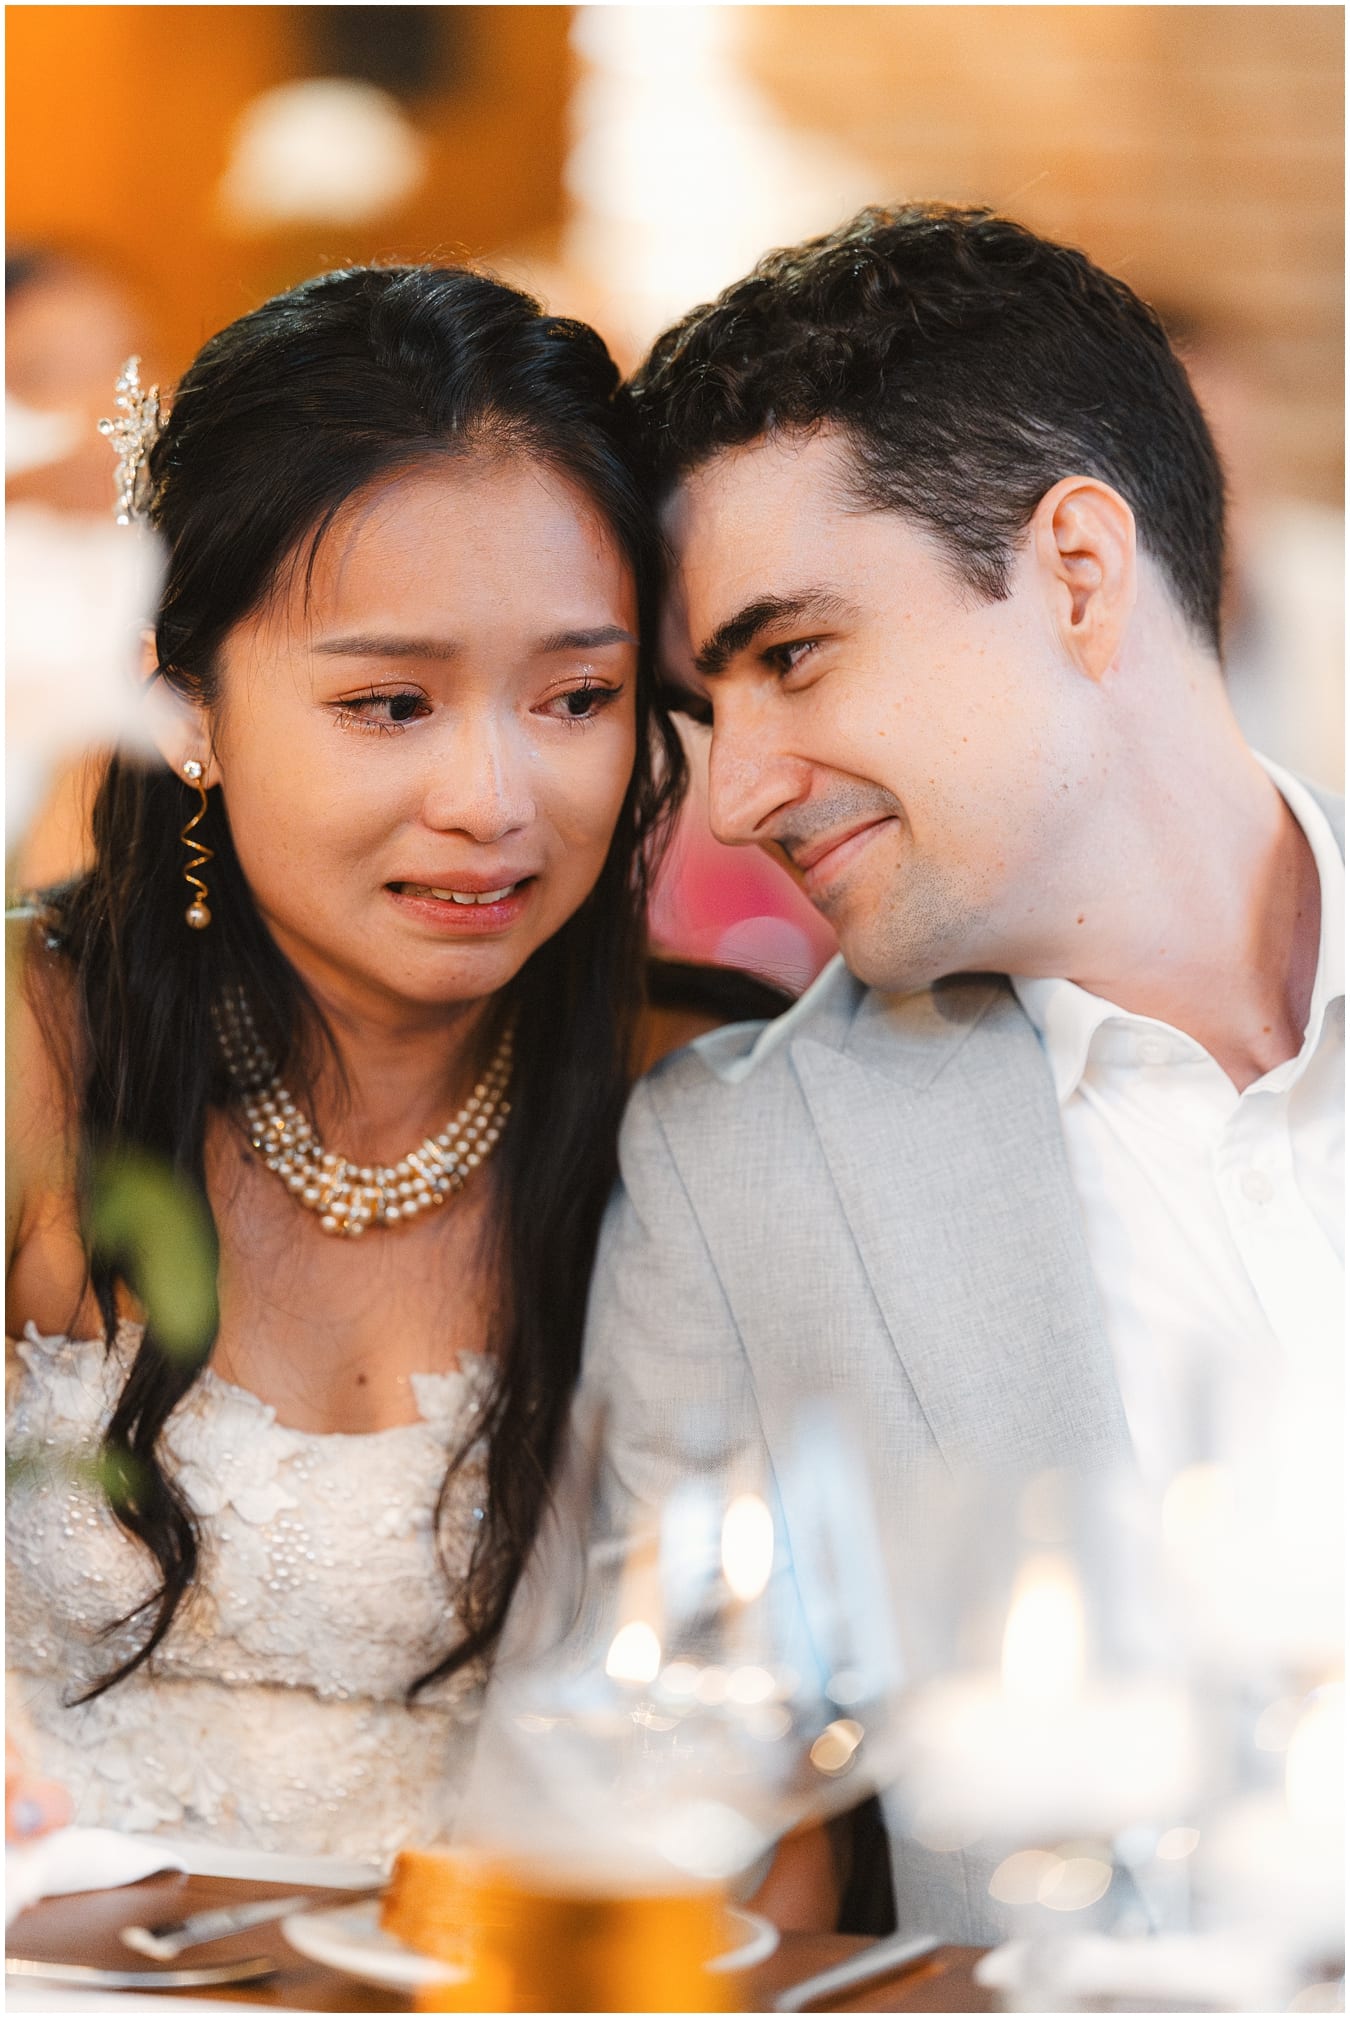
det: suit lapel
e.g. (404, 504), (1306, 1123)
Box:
(790, 978), (1132, 1473)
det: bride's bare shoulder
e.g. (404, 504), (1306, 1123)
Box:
(6, 919), (88, 1332)
(9, 919), (80, 1152)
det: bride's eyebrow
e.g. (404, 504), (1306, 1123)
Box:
(312, 626), (637, 660)
(313, 635), (462, 659)
(535, 625), (637, 653)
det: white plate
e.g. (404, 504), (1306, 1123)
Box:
(282, 1897), (778, 1992)
(283, 1899), (461, 1990)
(708, 1905), (780, 1973)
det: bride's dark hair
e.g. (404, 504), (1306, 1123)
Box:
(48, 264), (686, 1700)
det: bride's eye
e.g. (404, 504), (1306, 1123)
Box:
(542, 680), (623, 726)
(334, 689), (428, 732)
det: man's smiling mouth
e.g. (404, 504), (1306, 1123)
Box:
(788, 818), (898, 899)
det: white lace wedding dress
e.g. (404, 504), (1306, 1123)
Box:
(6, 1321), (493, 1864)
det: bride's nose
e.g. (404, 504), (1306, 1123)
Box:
(419, 710), (535, 842)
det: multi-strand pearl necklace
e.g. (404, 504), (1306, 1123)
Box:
(213, 989), (513, 1238)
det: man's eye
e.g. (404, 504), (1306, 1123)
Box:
(764, 638), (819, 676)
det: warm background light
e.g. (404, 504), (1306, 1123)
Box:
(8, 4), (1342, 912)
(10, 5), (1340, 505)
(7, 5), (571, 381)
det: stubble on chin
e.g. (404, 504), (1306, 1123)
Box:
(837, 858), (986, 995)
(775, 784), (992, 992)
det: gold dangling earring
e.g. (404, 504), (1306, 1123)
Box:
(180, 758), (213, 930)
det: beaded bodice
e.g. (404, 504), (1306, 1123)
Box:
(6, 1323), (492, 1863)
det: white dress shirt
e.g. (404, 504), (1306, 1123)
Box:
(1013, 760), (1344, 1498)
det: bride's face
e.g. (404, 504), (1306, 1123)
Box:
(207, 453), (639, 1018)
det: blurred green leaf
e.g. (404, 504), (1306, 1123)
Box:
(6, 1441), (50, 1492)
(93, 1443), (150, 1511)
(7, 1437), (149, 1512)
(85, 1151), (218, 1362)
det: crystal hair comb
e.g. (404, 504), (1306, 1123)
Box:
(97, 355), (166, 525)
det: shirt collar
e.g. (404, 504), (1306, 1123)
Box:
(1012, 754), (1344, 1105)
(1257, 753), (1344, 1046)
(1012, 973), (1132, 1104)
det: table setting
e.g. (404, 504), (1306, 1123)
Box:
(7, 1396), (1342, 2013)
(5, 1860), (989, 2013)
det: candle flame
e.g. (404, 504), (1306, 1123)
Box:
(1285, 1685), (1344, 1827)
(1000, 1553), (1085, 1705)
(1160, 1462), (1236, 1572)
(721, 1492), (774, 1602)
(605, 1618), (661, 1686)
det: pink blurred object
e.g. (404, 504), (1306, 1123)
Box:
(651, 747), (836, 994)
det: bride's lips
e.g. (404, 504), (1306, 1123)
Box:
(385, 876), (536, 934)
(794, 817), (897, 899)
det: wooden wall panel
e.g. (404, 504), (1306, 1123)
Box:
(8, 7), (1341, 500)
(743, 5), (1343, 503)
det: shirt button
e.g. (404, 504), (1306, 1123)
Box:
(1137, 1036), (1171, 1066)
(1240, 1169), (1275, 1205)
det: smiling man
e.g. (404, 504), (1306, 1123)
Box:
(565, 205), (1344, 1938)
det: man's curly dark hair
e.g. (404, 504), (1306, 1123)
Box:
(628, 203), (1227, 652)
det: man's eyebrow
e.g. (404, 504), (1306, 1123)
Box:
(694, 592), (855, 680)
(312, 624), (636, 660)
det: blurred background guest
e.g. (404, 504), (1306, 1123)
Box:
(7, 246), (162, 889)
(7, 246), (153, 513)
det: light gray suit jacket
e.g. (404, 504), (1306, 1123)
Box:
(585, 965), (1131, 1492)
(570, 782), (1343, 1942)
(574, 968), (1135, 1940)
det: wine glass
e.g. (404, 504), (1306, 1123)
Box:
(469, 1394), (906, 1888)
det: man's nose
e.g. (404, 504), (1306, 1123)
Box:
(420, 714), (535, 842)
(706, 713), (812, 848)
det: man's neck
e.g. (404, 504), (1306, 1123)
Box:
(1036, 746), (1323, 1093)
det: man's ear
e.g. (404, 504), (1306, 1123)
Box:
(1030, 476), (1137, 682)
(141, 633), (221, 787)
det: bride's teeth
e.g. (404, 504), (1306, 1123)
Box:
(419, 884), (516, 905)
